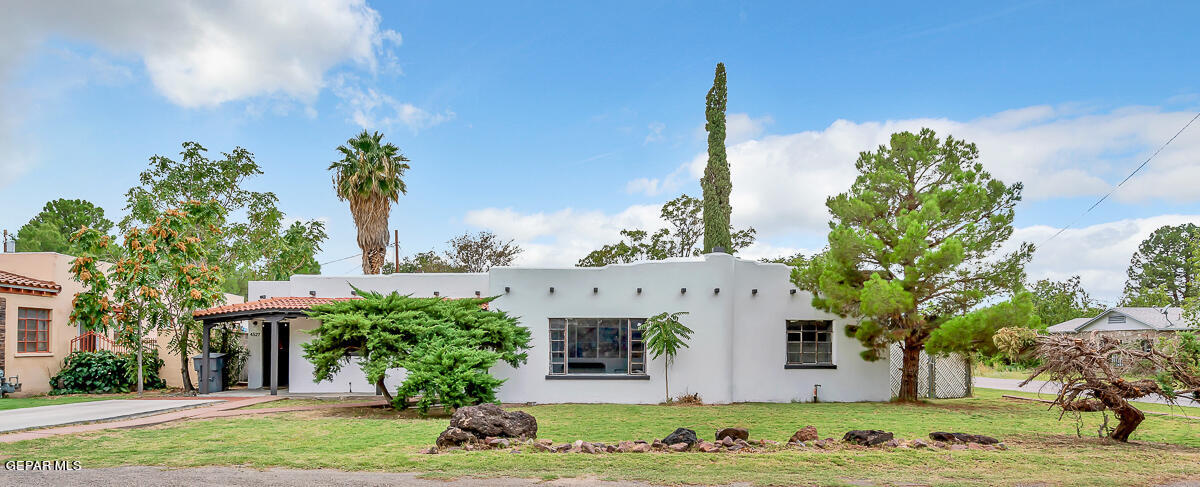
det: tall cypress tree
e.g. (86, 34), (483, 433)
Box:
(701, 62), (731, 253)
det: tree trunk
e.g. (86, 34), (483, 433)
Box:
(136, 321), (144, 395)
(180, 323), (194, 392)
(898, 339), (922, 401)
(363, 247), (387, 275)
(1107, 398), (1145, 442)
(375, 377), (395, 407)
(665, 368), (670, 403)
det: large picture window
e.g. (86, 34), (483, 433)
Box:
(17, 307), (51, 353)
(786, 320), (832, 365)
(549, 318), (645, 375)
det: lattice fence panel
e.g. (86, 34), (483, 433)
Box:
(888, 343), (971, 399)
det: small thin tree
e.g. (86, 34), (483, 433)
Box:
(639, 312), (694, 402)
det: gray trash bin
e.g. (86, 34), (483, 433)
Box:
(192, 353), (227, 392)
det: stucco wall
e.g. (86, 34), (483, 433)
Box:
(1, 253), (84, 395)
(246, 254), (890, 403)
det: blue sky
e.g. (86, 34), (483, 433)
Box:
(1, 1), (1198, 301)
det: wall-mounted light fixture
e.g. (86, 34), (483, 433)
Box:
(790, 289), (797, 295)
(549, 286), (555, 294)
(505, 286), (511, 294)
(636, 287), (642, 294)
(680, 287), (687, 294)
(593, 287), (598, 294)
(259, 295), (267, 300)
(433, 291), (440, 297)
(475, 290), (482, 297)
(309, 290), (317, 297)
(751, 288), (758, 295)
(714, 288), (720, 294)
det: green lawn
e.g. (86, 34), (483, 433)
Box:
(2, 388), (1198, 486)
(0, 394), (124, 411)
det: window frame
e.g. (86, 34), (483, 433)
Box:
(17, 307), (52, 354)
(548, 317), (647, 377)
(785, 319), (835, 369)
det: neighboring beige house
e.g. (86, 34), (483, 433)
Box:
(1047, 307), (1195, 346)
(0, 252), (242, 396)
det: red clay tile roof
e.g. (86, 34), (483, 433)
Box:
(0, 270), (62, 294)
(193, 296), (358, 318)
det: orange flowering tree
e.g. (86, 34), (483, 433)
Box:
(70, 200), (227, 393)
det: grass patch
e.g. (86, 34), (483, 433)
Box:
(1, 388), (1198, 486)
(236, 398), (354, 410)
(0, 394), (133, 411)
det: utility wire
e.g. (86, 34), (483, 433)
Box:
(320, 252), (362, 266)
(1040, 110), (1200, 246)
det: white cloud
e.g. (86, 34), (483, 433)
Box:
(463, 206), (663, 267)
(332, 74), (455, 131)
(465, 104), (1200, 280)
(658, 105), (1200, 238)
(1008, 215), (1200, 304)
(1, 0), (398, 107)
(644, 121), (666, 144)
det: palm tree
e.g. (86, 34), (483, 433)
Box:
(330, 130), (410, 274)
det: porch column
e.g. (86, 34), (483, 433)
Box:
(200, 322), (212, 395)
(270, 319), (279, 396)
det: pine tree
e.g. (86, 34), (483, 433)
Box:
(701, 62), (732, 253)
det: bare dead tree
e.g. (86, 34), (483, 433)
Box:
(1015, 332), (1200, 442)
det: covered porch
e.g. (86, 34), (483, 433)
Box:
(193, 296), (354, 395)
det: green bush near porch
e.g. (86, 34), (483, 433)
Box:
(49, 349), (166, 395)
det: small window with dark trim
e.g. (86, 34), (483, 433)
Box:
(786, 320), (832, 365)
(17, 307), (51, 353)
(549, 318), (646, 375)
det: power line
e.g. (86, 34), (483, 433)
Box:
(1040, 109), (1200, 246)
(320, 252), (362, 266)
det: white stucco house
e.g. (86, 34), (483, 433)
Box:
(194, 252), (892, 404)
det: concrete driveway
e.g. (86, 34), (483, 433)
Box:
(0, 399), (220, 433)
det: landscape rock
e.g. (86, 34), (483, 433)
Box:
(760, 439), (779, 446)
(651, 440), (666, 450)
(908, 439), (929, 449)
(436, 427), (477, 448)
(698, 441), (720, 453)
(668, 442), (690, 452)
(630, 443), (651, 453)
(662, 428), (699, 446)
(842, 430), (894, 447)
(720, 437), (735, 447)
(948, 444), (967, 451)
(617, 441), (634, 452)
(581, 442), (597, 454)
(715, 427), (749, 442)
(536, 439), (553, 446)
(928, 432), (1000, 445)
(449, 403), (538, 439)
(790, 425), (819, 443)
(486, 437), (510, 449)
(531, 442), (552, 452)
(420, 447), (439, 454)
(553, 444), (571, 453)
(884, 438), (904, 448)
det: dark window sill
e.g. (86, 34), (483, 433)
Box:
(784, 363), (837, 369)
(545, 374), (650, 380)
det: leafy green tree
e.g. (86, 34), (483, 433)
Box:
(1028, 275), (1105, 327)
(793, 129), (1033, 401)
(926, 292), (1040, 356)
(123, 141), (327, 295)
(70, 200), (228, 393)
(639, 311), (694, 402)
(16, 199), (115, 255)
(578, 194), (755, 266)
(330, 130), (410, 275)
(444, 231), (522, 272)
(385, 251), (463, 274)
(303, 290), (531, 413)
(1123, 223), (1199, 307)
(701, 62), (732, 253)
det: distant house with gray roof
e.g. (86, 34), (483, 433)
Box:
(1046, 307), (1194, 346)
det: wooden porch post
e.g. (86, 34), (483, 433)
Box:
(200, 322), (212, 394)
(270, 319), (279, 396)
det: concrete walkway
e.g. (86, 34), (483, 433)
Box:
(975, 377), (1200, 408)
(0, 399), (221, 433)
